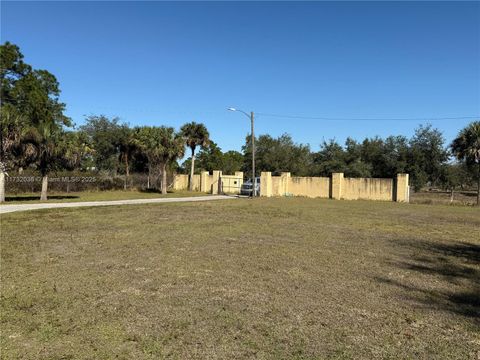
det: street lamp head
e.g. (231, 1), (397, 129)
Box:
(227, 107), (236, 112)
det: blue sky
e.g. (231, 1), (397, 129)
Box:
(2, 1), (479, 152)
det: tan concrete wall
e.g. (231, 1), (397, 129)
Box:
(395, 173), (409, 202)
(191, 174), (201, 191)
(288, 176), (330, 198)
(221, 174), (243, 194)
(342, 177), (393, 201)
(173, 174), (189, 191)
(271, 176), (282, 196)
(261, 171), (409, 202)
(330, 173), (344, 200)
(211, 171), (222, 194)
(173, 173), (206, 192)
(260, 172), (273, 197)
(177, 171), (408, 202)
(174, 170), (243, 194)
(173, 174), (201, 191)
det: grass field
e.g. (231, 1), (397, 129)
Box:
(2, 190), (203, 204)
(410, 190), (478, 206)
(1, 198), (479, 359)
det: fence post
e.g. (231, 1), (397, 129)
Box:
(260, 172), (272, 197)
(331, 173), (344, 200)
(395, 174), (409, 202)
(200, 171), (209, 193)
(212, 170), (222, 194)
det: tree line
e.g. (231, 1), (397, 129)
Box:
(1, 41), (479, 204)
(181, 124), (479, 204)
(0, 42), (210, 201)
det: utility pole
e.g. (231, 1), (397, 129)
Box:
(228, 107), (257, 197)
(251, 111), (256, 197)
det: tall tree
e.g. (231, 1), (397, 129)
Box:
(0, 105), (28, 202)
(222, 150), (244, 174)
(180, 122), (210, 191)
(0, 42), (70, 201)
(116, 125), (138, 190)
(182, 142), (244, 175)
(408, 124), (448, 191)
(137, 126), (185, 194)
(23, 120), (63, 200)
(311, 139), (346, 176)
(80, 115), (123, 172)
(451, 121), (480, 205)
(0, 42), (32, 202)
(244, 133), (311, 176)
(194, 141), (224, 172)
(60, 130), (93, 171)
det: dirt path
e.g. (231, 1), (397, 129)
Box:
(0, 195), (235, 214)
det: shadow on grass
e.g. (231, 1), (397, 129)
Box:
(376, 239), (480, 320)
(5, 195), (80, 202)
(138, 188), (176, 194)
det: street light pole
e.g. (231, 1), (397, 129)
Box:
(250, 111), (256, 197)
(228, 107), (256, 197)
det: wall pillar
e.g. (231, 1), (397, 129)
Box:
(260, 172), (272, 197)
(395, 173), (409, 202)
(280, 172), (291, 196)
(200, 171), (209, 193)
(212, 170), (222, 194)
(331, 173), (344, 200)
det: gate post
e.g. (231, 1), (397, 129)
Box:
(395, 174), (409, 202)
(331, 173), (344, 200)
(200, 171), (209, 193)
(260, 172), (272, 197)
(212, 170), (222, 194)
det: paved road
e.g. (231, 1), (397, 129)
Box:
(0, 195), (235, 214)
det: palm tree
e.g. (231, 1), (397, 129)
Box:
(22, 120), (63, 201)
(117, 126), (138, 190)
(180, 122), (209, 191)
(158, 127), (185, 194)
(136, 126), (185, 194)
(451, 121), (480, 206)
(61, 131), (93, 194)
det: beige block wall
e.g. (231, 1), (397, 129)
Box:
(173, 174), (189, 190)
(330, 173), (344, 200)
(172, 173), (205, 192)
(221, 174), (243, 194)
(395, 173), (409, 202)
(193, 174), (202, 191)
(174, 171), (243, 194)
(288, 177), (330, 198)
(342, 177), (393, 201)
(211, 170), (222, 194)
(260, 172), (273, 197)
(177, 171), (408, 203)
(271, 176), (281, 196)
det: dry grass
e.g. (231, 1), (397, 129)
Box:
(1, 198), (479, 359)
(411, 190), (478, 206)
